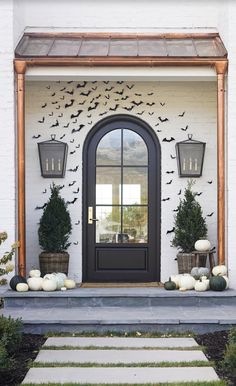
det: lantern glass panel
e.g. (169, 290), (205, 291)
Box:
(177, 142), (205, 177)
(38, 142), (68, 178)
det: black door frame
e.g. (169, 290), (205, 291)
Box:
(82, 114), (161, 282)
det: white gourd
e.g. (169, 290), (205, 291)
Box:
(194, 240), (211, 252)
(42, 277), (57, 291)
(52, 273), (67, 290)
(212, 265), (227, 277)
(223, 276), (229, 289)
(29, 269), (41, 278)
(179, 274), (196, 290)
(194, 280), (208, 292)
(64, 279), (76, 289)
(170, 274), (183, 289)
(16, 283), (29, 292)
(179, 287), (187, 291)
(201, 276), (210, 290)
(27, 277), (43, 291)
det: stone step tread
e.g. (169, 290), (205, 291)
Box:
(22, 367), (219, 384)
(36, 349), (207, 363)
(44, 336), (198, 348)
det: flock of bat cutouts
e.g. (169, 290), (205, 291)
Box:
(32, 80), (215, 242)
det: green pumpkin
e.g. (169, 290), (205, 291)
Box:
(164, 277), (176, 290)
(209, 276), (227, 291)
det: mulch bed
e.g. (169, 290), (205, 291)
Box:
(0, 330), (233, 386)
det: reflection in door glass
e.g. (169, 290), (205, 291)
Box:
(123, 167), (148, 204)
(96, 130), (121, 165)
(123, 206), (148, 243)
(96, 206), (121, 243)
(96, 167), (121, 205)
(123, 129), (148, 165)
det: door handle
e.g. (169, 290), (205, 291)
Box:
(88, 207), (99, 224)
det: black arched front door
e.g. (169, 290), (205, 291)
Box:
(83, 115), (161, 282)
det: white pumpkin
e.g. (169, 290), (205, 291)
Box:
(223, 275), (229, 289)
(194, 239), (211, 252)
(194, 280), (208, 292)
(27, 277), (43, 291)
(201, 276), (210, 290)
(64, 279), (76, 289)
(16, 283), (29, 292)
(179, 287), (187, 291)
(170, 274), (183, 289)
(179, 274), (196, 290)
(212, 265), (227, 277)
(29, 269), (41, 278)
(52, 273), (67, 290)
(42, 277), (57, 291)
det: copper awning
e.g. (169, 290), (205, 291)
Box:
(15, 32), (227, 59)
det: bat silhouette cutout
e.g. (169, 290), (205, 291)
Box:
(90, 97), (95, 103)
(73, 241), (79, 245)
(65, 99), (75, 108)
(70, 139), (75, 143)
(155, 123), (160, 126)
(71, 123), (84, 134)
(99, 111), (108, 116)
(51, 92), (56, 97)
(126, 84), (134, 90)
(49, 112), (53, 116)
(196, 192), (203, 196)
(63, 123), (70, 128)
(50, 120), (59, 128)
(115, 89), (124, 95)
(75, 220), (80, 225)
(131, 101), (143, 106)
(38, 117), (45, 123)
(105, 87), (114, 91)
(148, 112), (154, 115)
(148, 92), (154, 96)
(46, 85), (51, 89)
(52, 101), (58, 105)
(60, 96), (65, 100)
(135, 93), (142, 97)
(162, 197), (170, 201)
(60, 87), (66, 92)
(69, 181), (76, 187)
(78, 100), (86, 105)
(60, 134), (65, 139)
(88, 102), (99, 111)
(92, 81), (97, 84)
(159, 116), (169, 122)
(207, 212), (214, 217)
(123, 106), (134, 111)
(146, 102), (155, 106)
(76, 144), (80, 148)
(67, 197), (78, 204)
(80, 90), (91, 97)
(163, 137), (175, 142)
(105, 95), (110, 100)
(92, 86), (97, 91)
(160, 102), (166, 106)
(88, 121), (93, 125)
(87, 114), (92, 118)
(178, 111), (185, 117)
(157, 129), (162, 132)
(56, 105), (61, 110)
(166, 171), (175, 174)
(73, 187), (80, 194)
(166, 179), (173, 185)
(41, 103), (47, 108)
(67, 81), (73, 84)
(208, 180), (213, 184)
(103, 81), (109, 84)
(66, 89), (74, 95)
(166, 227), (175, 234)
(42, 189), (47, 194)
(171, 154), (176, 159)
(32, 134), (41, 139)
(58, 113), (63, 117)
(72, 119), (77, 124)
(70, 150), (76, 155)
(173, 208), (179, 212)
(58, 184), (65, 190)
(117, 81), (123, 84)
(178, 189), (182, 195)
(35, 203), (47, 210)
(181, 125), (189, 131)
(121, 96), (129, 101)
(77, 81), (87, 88)
(137, 111), (144, 115)
(96, 94), (102, 99)
(110, 104), (119, 111)
(68, 165), (78, 172)
(71, 110), (83, 119)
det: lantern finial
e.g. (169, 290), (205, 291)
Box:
(51, 134), (56, 140)
(188, 134), (193, 140)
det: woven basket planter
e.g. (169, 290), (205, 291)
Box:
(39, 252), (69, 276)
(177, 252), (207, 274)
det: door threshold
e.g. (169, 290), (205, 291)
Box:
(81, 282), (163, 288)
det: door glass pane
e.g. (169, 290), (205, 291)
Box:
(123, 206), (148, 243)
(123, 167), (148, 204)
(96, 206), (121, 243)
(96, 129), (121, 165)
(96, 167), (121, 205)
(123, 129), (148, 165)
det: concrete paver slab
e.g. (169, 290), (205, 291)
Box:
(22, 366), (219, 384)
(44, 336), (198, 348)
(35, 349), (207, 364)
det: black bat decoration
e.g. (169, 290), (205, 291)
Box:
(127, 84), (134, 89)
(87, 114), (92, 118)
(171, 154), (176, 159)
(207, 212), (214, 217)
(73, 241), (79, 245)
(131, 101), (143, 106)
(178, 111), (185, 117)
(73, 187), (80, 194)
(46, 85), (50, 89)
(148, 112), (154, 116)
(65, 99), (75, 108)
(75, 220), (80, 225)
(66, 89), (74, 95)
(88, 102), (99, 111)
(71, 110), (83, 119)
(146, 102), (155, 106)
(135, 93), (142, 96)
(178, 189), (182, 195)
(41, 103), (47, 108)
(70, 150), (76, 155)
(78, 100), (86, 105)
(137, 111), (144, 115)
(166, 227), (175, 234)
(105, 95), (110, 100)
(67, 81), (73, 84)
(35, 203), (47, 210)
(76, 144), (80, 148)
(148, 92), (154, 96)
(70, 139), (75, 143)
(208, 180), (213, 184)
(58, 184), (65, 190)
(71, 123), (84, 134)
(51, 92), (56, 97)
(60, 134), (66, 139)
(103, 81), (109, 84)
(63, 123), (70, 128)
(99, 111), (108, 116)
(113, 99), (118, 103)
(32, 134), (41, 139)
(72, 119), (77, 124)
(96, 94), (102, 99)
(50, 120), (59, 128)
(88, 121), (93, 125)
(68, 165), (79, 172)
(52, 101), (58, 105)
(196, 192), (203, 196)
(67, 197), (78, 204)
(60, 96), (65, 100)
(115, 89), (124, 95)
(38, 117), (45, 123)
(56, 105), (61, 110)
(69, 181), (76, 186)
(117, 81), (123, 84)
(173, 208), (179, 212)
(160, 102), (166, 106)
(58, 113), (63, 117)
(162, 197), (170, 201)
(110, 104), (119, 111)
(121, 96), (129, 101)
(166, 171), (175, 174)
(105, 87), (114, 91)
(123, 105), (134, 111)
(60, 87), (66, 91)
(90, 98), (95, 103)
(163, 137), (175, 142)
(159, 116), (169, 122)
(157, 129), (162, 132)
(155, 123), (160, 126)
(181, 125), (188, 131)
(166, 179), (173, 185)
(92, 86), (97, 91)
(42, 189), (47, 194)
(49, 112), (53, 116)
(80, 90), (91, 97)
(77, 81), (87, 88)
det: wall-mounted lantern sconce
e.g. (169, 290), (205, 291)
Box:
(176, 134), (206, 177)
(38, 135), (68, 178)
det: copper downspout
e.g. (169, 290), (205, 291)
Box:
(15, 61), (27, 277)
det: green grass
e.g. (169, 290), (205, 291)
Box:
(32, 360), (212, 368)
(43, 345), (203, 351)
(21, 381), (227, 386)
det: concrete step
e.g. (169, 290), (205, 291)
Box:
(3, 287), (236, 308)
(22, 367), (219, 384)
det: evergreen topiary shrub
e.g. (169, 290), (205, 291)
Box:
(38, 184), (72, 253)
(172, 180), (207, 253)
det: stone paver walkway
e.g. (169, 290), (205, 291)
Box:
(22, 336), (220, 384)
